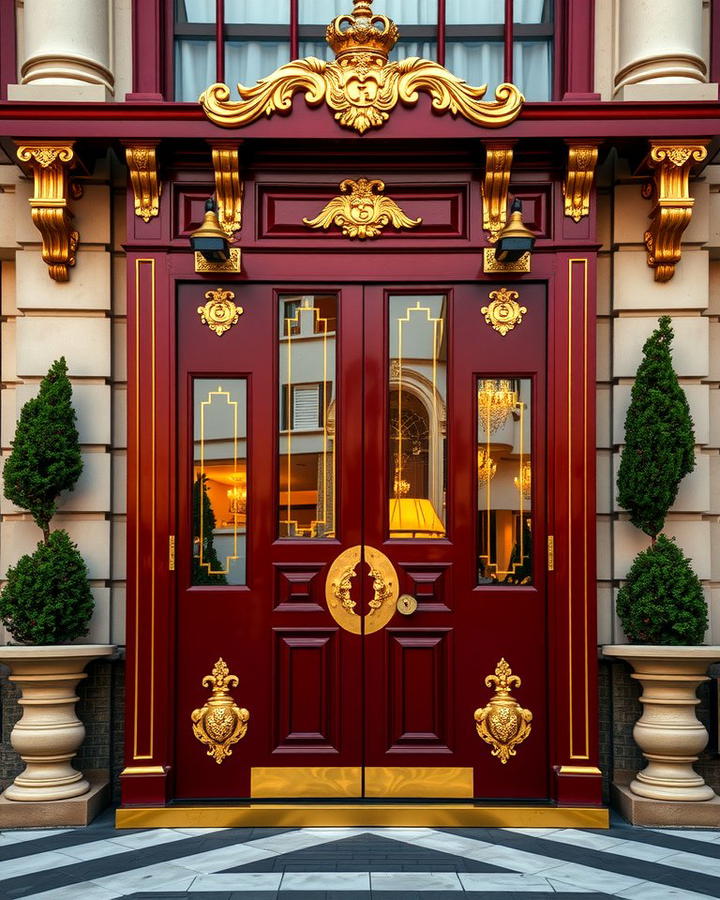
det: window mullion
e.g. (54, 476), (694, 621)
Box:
(504, 0), (514, 84)
(216, 0), (225, 84)
(437, 0), (445, 67)
(290, 0), (299, 61)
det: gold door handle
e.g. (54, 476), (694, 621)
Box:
(396, 594), (418, 615)
(325, 545), (399, 634)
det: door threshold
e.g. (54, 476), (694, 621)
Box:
(116, 802), (609, 829)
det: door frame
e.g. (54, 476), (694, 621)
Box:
(120, 249), (600, 811)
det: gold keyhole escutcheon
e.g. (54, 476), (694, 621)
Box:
(397, 594), (418, 616)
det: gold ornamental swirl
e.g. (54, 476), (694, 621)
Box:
(199, 1), (523, 135)
(303, 178), (421, 239)
(197, 287), (243, 336)
(474, 658), (533, 764)
(325, 545), (398, 634)
(481, 287), (527, 336)
(191, 657), (249, 764)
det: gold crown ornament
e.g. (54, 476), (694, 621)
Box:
(200, 0), (524, 135)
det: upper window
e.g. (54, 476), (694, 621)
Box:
(175, 1), (554, 102)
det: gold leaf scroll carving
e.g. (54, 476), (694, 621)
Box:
(191, 657), (249, 763)
(199, 0), (523, 135)
(16, 142), (78, 282)
(563, 142), (599, 223)
(197, 287), (243, 336)
(643, 140), (709, 282)
(481, 287), (527, 336)
(474, 658), (533, 764)
(303, 178), (421, 239)
(125, 142), (161, 222)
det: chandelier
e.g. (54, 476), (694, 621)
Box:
(477, 379), (517, 433)
(514, 460), (531, 500)
(477, 446), (497, 486)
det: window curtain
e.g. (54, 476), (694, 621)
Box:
(226, 41), (291, 86)
(300, 0), (436, 23)
(445, 42), (503, 89)
(176, 40), (216, 101)
(225, 0), (289, 23)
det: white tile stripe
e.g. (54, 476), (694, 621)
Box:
(14, 826), (720, 900)
(506, 827), (720, 877)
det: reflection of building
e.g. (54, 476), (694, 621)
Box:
(1, 0), (720, 825)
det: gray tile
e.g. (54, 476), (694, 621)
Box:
(370, 872), (463, 891)
(190, 873), (282, 891)
(459, 873), (558, 891)
(280, 872), (370, 890)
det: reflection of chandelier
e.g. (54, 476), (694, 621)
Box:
(514, 460), (531, 500)
(477, 446), (497, 486)
(392, 456), (410, 497)
(227, 474), (247, 515)
(478, 379), (517, 433)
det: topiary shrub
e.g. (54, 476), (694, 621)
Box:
(3, 357), (82, 542)
(616, 535), (708, 645)
(1, 358), (93, 644)
(0, 531), (94, 645)
(616, 316), (695, 540)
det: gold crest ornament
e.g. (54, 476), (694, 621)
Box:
(197, 287), (243, 336)
(200, 0), (524, 135)
(303, 178), (421, 239)
(474, 658), (533, 764)
(481, 287), (527, 336)
(191, 658), (249, 763)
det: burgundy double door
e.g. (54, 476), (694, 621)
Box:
(174, 280), (548, 801)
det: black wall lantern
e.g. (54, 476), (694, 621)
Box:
(494, 198), (536, 263)
(190, 197), (230, 262)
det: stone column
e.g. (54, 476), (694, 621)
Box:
(614, 0), (716, 100)
(8, 0), (113, 101)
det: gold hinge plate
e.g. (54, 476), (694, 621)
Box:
(169, 535), (175, 571)
(547, 535), (555, 572)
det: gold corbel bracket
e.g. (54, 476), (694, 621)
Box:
(125, 142), (162, 223)
(15, 142), (78, 282)
(482, 247), (531, 274)
(211, 144), (243, 237)
(482, 143), (515, 242)
(642, 140), (709, 282)
(563, 142), (599, 222)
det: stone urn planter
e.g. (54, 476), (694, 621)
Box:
(0, 644), (115, 801)
(603, 645), (720, 802)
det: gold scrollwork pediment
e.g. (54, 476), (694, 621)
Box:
(191, 658), (249, 764)
(199, 1), (523, 135)
(474, 658), (532, 764)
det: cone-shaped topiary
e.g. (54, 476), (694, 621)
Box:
(616, 534), (707, 645)
(616, 316), (695, 539)
(192, 474), (228, 586)
(0, 530), (94, 645)
(3, 357), (82, 542)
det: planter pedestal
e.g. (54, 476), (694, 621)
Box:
(603, 645), (720, 822)
(0, 645), (115, 807)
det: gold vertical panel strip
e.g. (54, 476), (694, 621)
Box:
(251, 767), (362, 798)
(133, 258), (156, 760)
(364, 768), (474, 798)
(568, 258), (590, 761)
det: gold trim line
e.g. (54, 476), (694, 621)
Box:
(117, 804), (609, 829)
